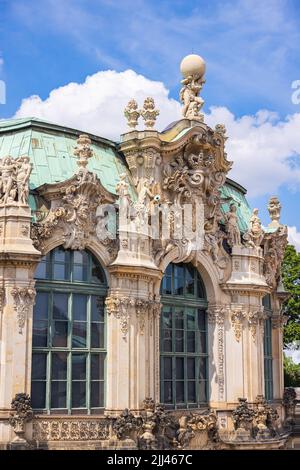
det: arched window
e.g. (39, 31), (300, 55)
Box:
(31, 247), (107, 413)
(160, 263), (208, 409)
(263, 295), (273, 400)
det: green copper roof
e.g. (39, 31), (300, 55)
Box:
(0, 117), (131, 196)
(0, 117), (252, 231)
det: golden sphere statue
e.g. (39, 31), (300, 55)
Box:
(180, 54), (206, 78)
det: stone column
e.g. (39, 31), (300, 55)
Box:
(105, 264), (162, 414)
(0, 205), (41, 446)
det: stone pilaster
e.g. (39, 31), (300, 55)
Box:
(0, 205), (41, 446)
(105, 264), (162, 414)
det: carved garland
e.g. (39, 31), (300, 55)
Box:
(11, 286), (36, 334)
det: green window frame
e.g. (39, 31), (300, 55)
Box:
(263, 295), (273, 401)
(160, 263), (208, 409)
(31, 247), (107, 414)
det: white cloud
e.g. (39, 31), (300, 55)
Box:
(287, 226), (300, 252)
(14, 69), (300, 197)
(14, 69), (181, 140)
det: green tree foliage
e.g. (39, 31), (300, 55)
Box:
(284, 354), (300, 387)
(282, 244), (300, 347)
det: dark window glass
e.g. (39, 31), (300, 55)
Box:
(53, 293), (68, 320)
(72, 381), (86, 408)
(52, 352), (67, 380)
(51, 381), (67, 408)
(33, 321), (48, 347)
(31, 382), (46, 409)
(163, 357), (172, 380)
(73, 294), (87, 321)
(33, 292), (49, 321)
(72, 354), (86, 380)
(160, 263), (208, 408)
(52, 321), (68, 348)
(32, 248), (107, 412)
(32, 353), (47, 380)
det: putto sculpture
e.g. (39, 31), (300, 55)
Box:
(0, 156), (32, 205)
(179, 54), (206, 121)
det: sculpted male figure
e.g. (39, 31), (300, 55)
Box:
(224, 203), (241, 247)
(16, 157), (32, 204)
(0, 157), (17, 204)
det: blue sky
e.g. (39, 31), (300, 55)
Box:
(0, 0), (300, 245)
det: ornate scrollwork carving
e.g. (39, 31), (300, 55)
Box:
(11, 285), (36, 334)
(32, 418), (110, 441)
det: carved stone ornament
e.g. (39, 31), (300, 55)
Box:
(11, 286), (36, 334)
(243, 209), (264, 247)
(9, 393), (33, 441)
(263, 225), (288, 288)
(272, 315), (288, 330)
(268, 196), (281, 228)
(31, 135), (116, 253)
(230, 306), (246, 342)
(282, 387), (296, 426)
(106, 296), (161, 337)
(140, 97), (159, 129)
(74, 134), (93, 169)
(124, 99), (140, 129)
(224, 203), (241, 247)
(247, 307), (265, 341)
(253, 395), (279, 439)
(232, 398), (255, 440)
(179, 54), (206, 121)
(0, 155), (32, 206)
(207, 306), (226, 401)
(33, 418), (110, 441)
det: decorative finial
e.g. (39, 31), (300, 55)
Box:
(268, 196), (282, 228)
(74, 134), (93, 170)
(140, 97), (159, 129)
(124, 99), (140, 129)
(179, 54), (206, 122)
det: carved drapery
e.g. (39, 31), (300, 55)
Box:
(230, 305), (246, 342)
(11, 285), (36, 334)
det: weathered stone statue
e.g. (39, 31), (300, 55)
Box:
(268, 196), (282, 228)
(224, 203), (241, 247)
(179, 54), (206, 121)
(0, 156), (32, 205)
(243, 208), (264, 247)
(232, 398), (254, 440)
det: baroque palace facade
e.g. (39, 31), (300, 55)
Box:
(0, 55), (292, 450)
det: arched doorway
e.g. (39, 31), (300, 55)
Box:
(31, 246), (107, 413)
(160, 262), (208, 409)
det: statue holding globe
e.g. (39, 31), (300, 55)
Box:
(179, 54), (206, 121)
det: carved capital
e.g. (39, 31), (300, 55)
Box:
(230, 305), (246, 342)
(247, 307), (265, 341)
(11, 285), (36, 334)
